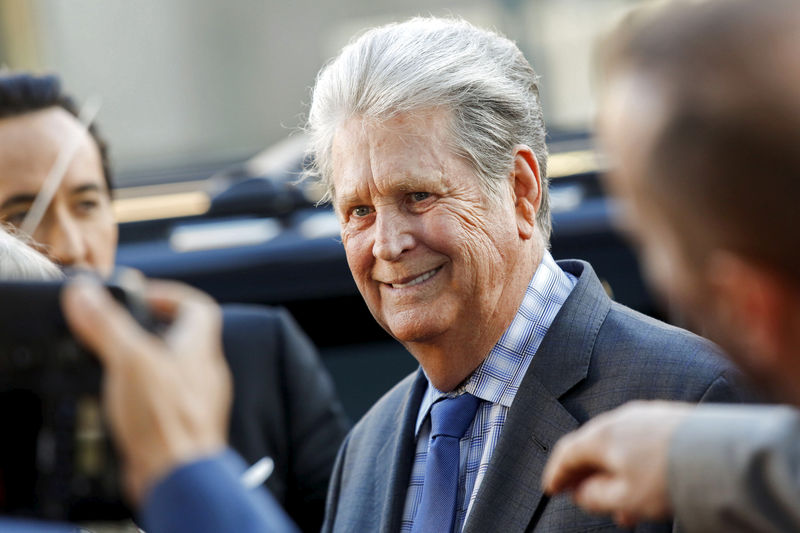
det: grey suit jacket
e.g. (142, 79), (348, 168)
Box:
(323, 260), (745, 533)
(669, 404), (800, 533)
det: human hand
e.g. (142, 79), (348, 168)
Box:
(61, 277), (232, 506)
(542, 401), (692, 527)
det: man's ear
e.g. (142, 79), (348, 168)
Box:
(705, 251), (793, 372)
(510, 145), (542, 240)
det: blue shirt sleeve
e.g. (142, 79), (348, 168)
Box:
(141, 448), (299, 533)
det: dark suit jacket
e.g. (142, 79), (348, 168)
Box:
(222, 305), (350, 533)
(323, 260), (744, 533)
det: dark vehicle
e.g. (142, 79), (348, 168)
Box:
(115, 132), (655, 420)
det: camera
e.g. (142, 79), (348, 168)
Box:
(0, 277), (159, 522)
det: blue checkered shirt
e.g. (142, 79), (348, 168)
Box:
(400, 252), (577, 532)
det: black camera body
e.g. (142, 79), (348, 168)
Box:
(0, 280), (155, 522)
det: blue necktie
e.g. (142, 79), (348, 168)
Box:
(412, 393), (481, 533)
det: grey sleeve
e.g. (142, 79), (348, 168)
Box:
(668, 404), (800, 533)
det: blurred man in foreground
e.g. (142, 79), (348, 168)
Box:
(306, 16), (743, 532)
(543, 1), (800, 530)
(0, 73), (348, 531)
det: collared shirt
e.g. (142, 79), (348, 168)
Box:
(400, 252), (577, 532)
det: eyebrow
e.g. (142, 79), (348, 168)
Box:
(0, 183), (104, 211)
(335, 172), (442, 204)
(334, 191), (361, 208)
(70, 183), (103, 196)
(0, 194), (36, 210)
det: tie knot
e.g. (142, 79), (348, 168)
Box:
(429, 393), (480, 439)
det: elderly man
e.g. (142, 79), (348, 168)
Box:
(0, 73), (348, 532)
(542, 1), (800, 531)
(306, 17), (744, 532)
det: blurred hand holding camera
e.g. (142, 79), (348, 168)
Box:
(61, 278), (232, 506)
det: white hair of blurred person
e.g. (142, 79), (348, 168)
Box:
(0, 223), (64, 280)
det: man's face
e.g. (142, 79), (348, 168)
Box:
(331, 111), (527, 388)
(598, 73), (705, 317)
(0, 107), (118, 276)
(599, 71), (800, 400)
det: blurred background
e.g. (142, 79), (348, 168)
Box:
(0, 0), (655, 421)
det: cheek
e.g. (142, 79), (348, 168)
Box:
(641, 240), (701, 314)
(458, 211), (516, 259)
(641, 243), (678, 296)
(108, 223), (119, 256)
(86, 221), (118, 276)
(427, 201), (494, 247)
(342, 231), (374, 283)
(91, 215), (118, 254)
(428, 209), (516, 283)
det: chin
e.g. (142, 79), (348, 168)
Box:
(387, 324), (442, 345)
(383, 314), (448, 345)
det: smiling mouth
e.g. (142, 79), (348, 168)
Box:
(388, 266), (443, 289)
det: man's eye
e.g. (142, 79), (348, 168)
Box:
(3, 211), (28, 226)
(351, 206), (372, 217)
(411, 192), (430, 202)
(75, 199), (100, 214)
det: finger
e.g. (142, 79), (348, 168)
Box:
(62, 277), (161, 368)
(572, 475), (630, 516)
(613, 510), (639, 529)
(143, 280), (222, 357)
(143, 279), (215, 317)
(543, 428), (607, 493)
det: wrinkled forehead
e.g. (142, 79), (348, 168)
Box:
(330, 111), (468, 200)
(0, 107), (106, 196)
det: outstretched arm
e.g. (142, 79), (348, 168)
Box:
(541, 401), (690, 528)
(544, 400), (800, 532)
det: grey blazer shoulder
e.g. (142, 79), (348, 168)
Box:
(669, 404), (800, 533)
(222, 304), (350, 533)
(323, 260), (746, 533)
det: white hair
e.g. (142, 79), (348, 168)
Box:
(306, 16), (552, 241)
(0, 225), (64, 280)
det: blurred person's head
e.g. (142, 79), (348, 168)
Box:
(0, 223), (64, 280)
(0, 74), (117, 276)
(306, 17), (548, 390)
(598, 0), (800, 402)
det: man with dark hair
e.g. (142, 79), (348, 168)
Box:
(0, 73), (113, 190)
(0, 74), (116, 274)
(543, 1), (800, 531)
(0, 72), (349, 532)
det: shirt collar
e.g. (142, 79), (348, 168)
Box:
(415, 251), (577, 435)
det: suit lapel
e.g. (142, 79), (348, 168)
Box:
(376, 369), (428, 533)
(464, 260), (612, 533)
(463, 374), (580, 533)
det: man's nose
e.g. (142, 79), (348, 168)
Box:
(43, 213), (90, 269)
(372, 209), (415, 261)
